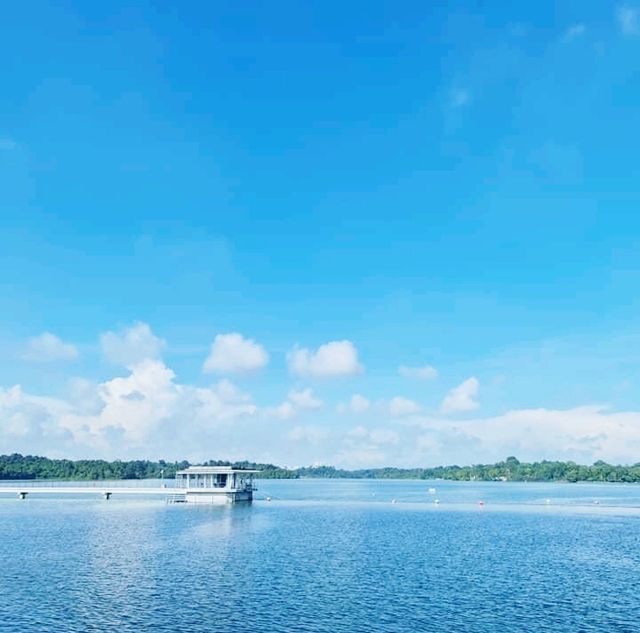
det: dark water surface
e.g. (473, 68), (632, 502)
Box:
(1, 479), (639, 632)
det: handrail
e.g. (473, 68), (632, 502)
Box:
(0, 479), (179, 489)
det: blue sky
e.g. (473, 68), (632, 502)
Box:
(2, 1), (640, 467)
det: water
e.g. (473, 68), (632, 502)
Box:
(1, 479), (639, 632)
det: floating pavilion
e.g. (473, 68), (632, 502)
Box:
(174, 466), (258, 504)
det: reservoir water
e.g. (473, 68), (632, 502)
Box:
(1, 479), (639, 632)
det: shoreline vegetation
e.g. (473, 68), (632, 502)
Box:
(1, 454), (640, 483)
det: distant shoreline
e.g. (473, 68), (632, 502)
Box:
(1, 454), (639, 484)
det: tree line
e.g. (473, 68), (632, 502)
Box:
(0, 454), (296, 480)
(2, 454), (640, 483)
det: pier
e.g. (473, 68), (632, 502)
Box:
(0, 484), (184, 501)
(0, 466), (258, 504)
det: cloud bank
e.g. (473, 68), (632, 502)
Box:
(9, 324), (640, 468)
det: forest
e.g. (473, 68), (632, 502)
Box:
(0, 454), (295, 480)
(2, 454), (640, 483)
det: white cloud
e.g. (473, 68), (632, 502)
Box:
(0, 385), (71, 438)
(212, 378), (254, 404)
(562, 23), (586, 42)
(369, 429), (400, 446)
(0, 361), (259, 457)
(203, 332), (269, 374)
(350, 393), (370, 413)
(288, 340), (363, 378)
(410, 405), (640, 466)
(339, 425), (399, 466)
(269, 401), (297, 420)
(398, 364), (438, 380)
(288, 425), (329, 444)
(57, 360), (256, 447)
(288, 388), (323, 410)
(347, 425), (369, 439)
(100, 322), (164, 367)
(389, 396), (421, 417)
(337, 393), (370, 414)
(334, 448), (386, 467)
(440, 377), (480, 413)
(617, 6), (640, 34)
(267, 388), (323, 420)
(10, 359), (640, 466)
(23, 332), (78, 362)
(346, 424), (397, 444)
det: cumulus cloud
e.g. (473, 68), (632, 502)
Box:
(267, 388), (323, 420)
(0, 360), (258, 456)
(269, 401), (297, 420)
(203, 332), (269, 374)
(398, 364), (438, 380)
(60, 360), (178, 444)
(617, 6), (640, 34)
(288, 388), (323, 410)
(337, 393), (371, 414)
(100, 322), (165, 367)
(23, 332), (78, 362)
(9, 360), (640, 466)
(350, 394), (371, 413)
(389, 396), (421, 417)
(440, 377), (479, 413)
(288, 340), (363, 378)
(0, 385), (71, 438)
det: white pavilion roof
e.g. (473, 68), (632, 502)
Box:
(176, 466), (259, 475)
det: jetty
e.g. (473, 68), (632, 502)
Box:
(0, 466), (258, 504)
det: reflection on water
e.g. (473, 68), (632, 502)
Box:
(1, 480), (640, 632)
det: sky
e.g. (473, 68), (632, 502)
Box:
(2, 1), (640, 467)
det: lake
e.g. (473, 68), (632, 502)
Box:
(1, 479), (639, 632)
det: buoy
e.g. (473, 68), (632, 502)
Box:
(391, 499), (397, 504)
(478, 500), (485, 506)
(428, 488), (436, 494)
(545, 498), (551, 504)
(266, 496), (272, 502)
(434, 499), (440, 505)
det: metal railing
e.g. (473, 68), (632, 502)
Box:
(0, 479), (179, 489)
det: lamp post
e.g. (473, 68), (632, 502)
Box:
(160, 468), (165, 488)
